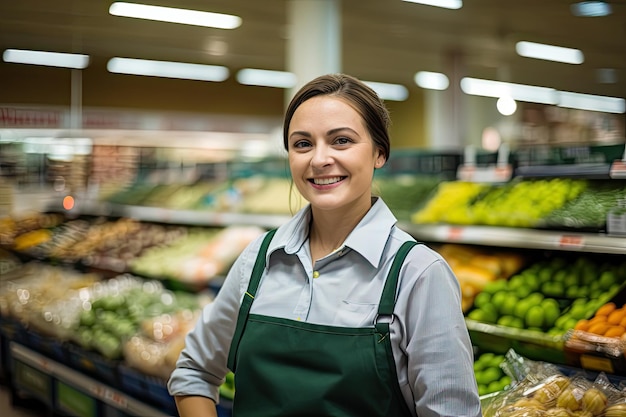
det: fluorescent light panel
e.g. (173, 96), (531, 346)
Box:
(460, 77), (557, 105)
(460, 77), (625, 114)
(363, 81), (409, 101)
(558, 91), (625, 114)
(236, 69), (297, 88)
(516, 41), (584, 65)
(402, 0), (462, 9)
(414, 71), (449, 90)
(109, 2), (242, 29)
(3, 49), (89, 69)
(107, 57), (229, 82)
(571, 1), (612, 17)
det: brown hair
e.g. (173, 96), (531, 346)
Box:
(282, 73), (391, 161)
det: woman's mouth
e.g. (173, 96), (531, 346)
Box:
(309, 176), (346, 186)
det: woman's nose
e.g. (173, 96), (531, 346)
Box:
(310, 144), (333, 167)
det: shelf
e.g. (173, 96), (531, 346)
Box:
(58, 199), (291, 228)
(52, 199), (626, 254)
(402, 223), (626, 255)
(9, 342), (172, 417)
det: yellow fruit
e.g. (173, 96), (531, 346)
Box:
(581, 388), (607, 416)
(557, 387), (581, 411)
(533, 375), (570, 406)
(604, 403), (626, 417)
(512, 397), (547, 410)
(545, 407), (573, 417)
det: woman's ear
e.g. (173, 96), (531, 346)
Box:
(374, 153), (386, 169)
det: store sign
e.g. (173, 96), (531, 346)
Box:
(0, 104), (280, 133)
(0, 106), (63, 128)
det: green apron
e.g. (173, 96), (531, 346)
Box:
(227, 229), (417, 417)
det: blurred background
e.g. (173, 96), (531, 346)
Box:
(0, 0), (625, 208)
(2, 2), (626, 417)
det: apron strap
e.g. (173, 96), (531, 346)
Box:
(375, 240), (418, 333)
(227, 228), (277, 371)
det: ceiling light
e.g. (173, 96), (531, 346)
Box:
(107, 57), (229, 82)
(414, 71), (449, 90)
(571, 1), (612, 17)
(109, 2), (242, 29)
(558, 91), (625, 114)
(516, 41), (584, 65)
(363, 81), (409, 101)
(236, 69), (297, 88)
(402, 0), (462, 10)
(460, 77), (557, 105)
(496, 96), (517, 116)
(3, 49), (90, 69)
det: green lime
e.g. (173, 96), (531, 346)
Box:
(500, 293), (519, 316)
(525, 305), (545, 328)
(541, 298), (561, 328)
(473, 291), (491, 309)
(599, 271), (617, 290)
(482, 280), (508, 295)
(514, 299), (532, 320)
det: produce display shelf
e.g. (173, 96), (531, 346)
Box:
(55, 199), (291, 228)
(9, 342), (172, 417)
(402, 223), (626, 255)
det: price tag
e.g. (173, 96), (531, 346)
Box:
(610, 160), (626, 179)
(447, 226), (465, 241)
(558, 235), (585, 249)
(457, 165), (512, 183)
(105, 389), (128, 408)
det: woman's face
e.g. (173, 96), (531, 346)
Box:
(287, 95), (385, 213)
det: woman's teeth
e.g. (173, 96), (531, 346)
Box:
(312, 177), (343, 185)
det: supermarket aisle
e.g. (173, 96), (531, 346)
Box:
(0, 384), (49, 417)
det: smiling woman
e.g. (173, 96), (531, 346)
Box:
(168, 73), (482, 417)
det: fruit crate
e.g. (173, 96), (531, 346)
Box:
(66, 342), (120, 386)
(466, 318), (567, 365)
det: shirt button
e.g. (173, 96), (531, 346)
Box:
(313, 271), (320, 278)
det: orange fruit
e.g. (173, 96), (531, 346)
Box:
(607, 308), (626, 326)
(587, 315), (608, 326)
(574, 319), (590, 331)
(588, 322), (611, 335)
(596, 302), (617, 317)
(604, 326), (626, 338)
(619, 316), (626, 328)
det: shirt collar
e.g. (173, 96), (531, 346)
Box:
(267, 197), (397, 269)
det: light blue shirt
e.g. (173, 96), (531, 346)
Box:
(168, 198), (481, 417)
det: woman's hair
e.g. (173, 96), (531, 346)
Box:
(282, 73), (391, 161)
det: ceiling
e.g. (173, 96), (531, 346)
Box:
(1, 0), (626, 102)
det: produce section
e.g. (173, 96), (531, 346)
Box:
(2, 143), (626, 416)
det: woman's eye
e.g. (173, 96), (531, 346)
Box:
(335, 137), (352, 145)
(293, 140), (312, 149)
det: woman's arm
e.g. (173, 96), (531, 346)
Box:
(175, 395), (218, 417)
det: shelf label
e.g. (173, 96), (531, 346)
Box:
(446, 226), (465, 241)
(610, 160), (626, 179)
(90, 385), (128, 408)
(457, 164), (512, 183)
(558, 235), (585, 249)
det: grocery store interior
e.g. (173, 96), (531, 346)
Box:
(1, 0), (626, 416)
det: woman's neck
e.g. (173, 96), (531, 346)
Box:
(308, 198), (373, 262)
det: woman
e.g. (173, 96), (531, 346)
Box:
(168, 73), (482, 417)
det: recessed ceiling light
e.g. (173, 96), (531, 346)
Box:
(516, 41), (584, 65)
(109, 2), (242, 29)
(3, 49), (90, 69)
(570, 1), (612, 17)
(414, 71), (449, 90)
(402, 0), (462, 10)
(107, 57), (229, 82)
